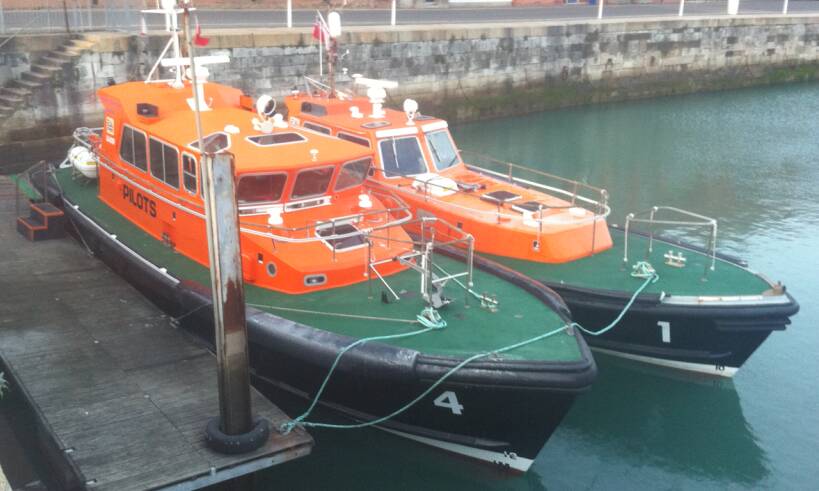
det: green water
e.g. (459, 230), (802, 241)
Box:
(259, 83), (819, 489)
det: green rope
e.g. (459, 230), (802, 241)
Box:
(280, 323), (570, 434)
(572, 270), (658, 337)
(279, 271), (659, 434)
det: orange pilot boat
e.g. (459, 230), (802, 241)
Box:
(285, 76), (612, 265)
(284, 68), (797, 378)
(33, 3), (597, 472)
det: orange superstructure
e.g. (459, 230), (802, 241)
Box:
(90, 79), (414, 294)
(284, 80), (612, 263)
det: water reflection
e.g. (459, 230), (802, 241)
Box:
(537, 356), (769, 489)
(452, 83), (819, 254)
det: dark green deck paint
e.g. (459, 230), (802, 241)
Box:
(55, 168), (580, 362)
(488, 227), (771, 297)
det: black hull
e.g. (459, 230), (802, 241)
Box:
(546, 283), (799, 377)
(50, 186), (595, 472)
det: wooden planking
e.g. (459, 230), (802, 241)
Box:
(0, 177), (312, 490)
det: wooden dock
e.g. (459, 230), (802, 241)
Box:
(0, 177), (312, 490)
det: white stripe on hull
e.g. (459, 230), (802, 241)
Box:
(592, 347), (739, 378)
(377, 426), (534, 472)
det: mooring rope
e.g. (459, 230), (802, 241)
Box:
(279, 269), (659, 434)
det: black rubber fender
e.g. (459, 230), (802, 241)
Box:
(205, 417), (271, 455)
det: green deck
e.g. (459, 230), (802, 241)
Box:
(54, 168), (580, 362)
(491, 230), (771, 297)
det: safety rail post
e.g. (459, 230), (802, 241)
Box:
(536, 205), (543, 252)
(679, 0), (685, 16)
(507, 162), (513, 183)
(597, 0), (604, 20)
(623, 213), (633, 266)
(783, 0), (789, 15)
(647, 206), (658, 255)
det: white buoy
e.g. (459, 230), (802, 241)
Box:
(68, 146), (98, 179)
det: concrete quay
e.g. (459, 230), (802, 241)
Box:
(1, 13), (818, 172)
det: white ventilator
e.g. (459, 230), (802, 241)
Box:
(68, 146), (99, 179)
(403, 99), (419, 126)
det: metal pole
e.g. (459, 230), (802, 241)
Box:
(183, 2), (253, 437)
(597, 0), (604, 20)
(1, 1), (5, 35)
(678, 0), (685, 17)
(63, 0), (71, 33)
(390, 0), (396, 27)
(782, 0), (789, 15)
(287, 0), (292, 28)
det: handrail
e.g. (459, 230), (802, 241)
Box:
(623, 206), (718, 277)
(458, 149), (610, 213)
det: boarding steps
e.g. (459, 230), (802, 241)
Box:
(16, 201), (66, 242)
(0, 35), (96, 121)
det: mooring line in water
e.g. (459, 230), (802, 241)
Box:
(278, 271), (659, 434)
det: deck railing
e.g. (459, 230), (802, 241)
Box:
(623, 206), (718, 277)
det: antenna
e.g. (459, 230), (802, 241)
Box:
(143, 0), (228, 101)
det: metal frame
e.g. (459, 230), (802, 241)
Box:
(623, 206), (718, 277)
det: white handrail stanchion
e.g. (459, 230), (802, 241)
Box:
(679, 0), (685, 16)
(391, 0), (396, 27)
(782, 0), (789, 15)
(287, 0), (292, 28)
(597, 0), (604, 20)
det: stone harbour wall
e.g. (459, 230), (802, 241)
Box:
(1, 14), (818, 170)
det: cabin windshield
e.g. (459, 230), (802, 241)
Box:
(335, 158), (371, 191)
(426, 130), (461, 171)
(378, 136), (428, 178)
(237, 173), (287, 205)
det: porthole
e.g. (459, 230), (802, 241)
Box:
(304, 274), (327, 287)
(266, 262), (277, 277)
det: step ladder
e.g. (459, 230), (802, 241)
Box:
(16, 202), (66, 242)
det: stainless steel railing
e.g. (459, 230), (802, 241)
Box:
(623, 206), (718, 276)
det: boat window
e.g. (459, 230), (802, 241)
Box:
(189, 132), (231, 153)
(304, 122), (331, 135)
(378, 136), (427, 178)
(119, 125), (147, 171)
(149, 137), (180, 188)
(335, 158), (371, 192)
(301, 102), (327, 116)
(291, 166), (334, 199)
(337, 132), (371, 148)
(426, 130), (461, 171)
(182, 154), (197, 195)
(237, 173), (287, 205)
(247, 133), (306, 146)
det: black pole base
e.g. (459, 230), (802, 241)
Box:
(205, 417), (271, 455)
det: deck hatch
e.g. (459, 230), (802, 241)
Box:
(316, 222), (366, 251)
(362, 121), (390, 129)
(189, 132), (231, 153)
(247, 133), (307, 146)
(481, 190), (522, 205)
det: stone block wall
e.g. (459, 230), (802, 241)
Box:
(1, 14), (818, 170)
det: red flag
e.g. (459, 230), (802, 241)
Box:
(312, 14), (330, 49)
(194, 17), (210, 47)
